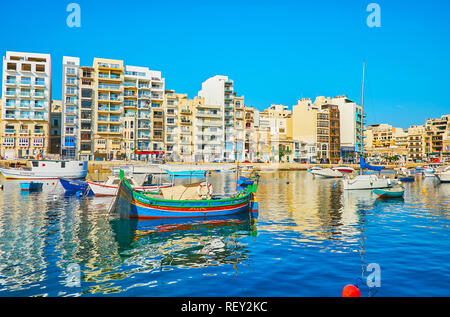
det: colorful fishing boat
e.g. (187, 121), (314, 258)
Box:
(59, 178), (94, 196)
(373, 185), (405, 198)
(20, 182), (43, 191)
(109, 172), (259, 219)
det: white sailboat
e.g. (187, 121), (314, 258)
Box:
(342, 62), (398, 190)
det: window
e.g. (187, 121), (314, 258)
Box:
(64, 137), (75, 147)
(33, 138), (44, 147)
(18, 138), (29, 146)
(2, 138), (14, 146)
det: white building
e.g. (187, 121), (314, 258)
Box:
(330, 95), (364, 161)
(198, 75), (238, 162)
(61, 56), (80, 160)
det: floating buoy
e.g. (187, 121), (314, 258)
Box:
(342, 284), (361, 297)
(333, 182), (337, 188)
(286, 181), (290, 184)
(422, 188), (426, 195)
(53, 195), (58, 201)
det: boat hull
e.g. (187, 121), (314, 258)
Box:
(373, 188), (404, 198)
(436, 173), (450, 183)
(313, 168), (343, 178)
(112, 179), (256, 219)
(0, 161), (88, 180)
(88, 181), (172, 197)
(20, 182), (43, 191)
(343, 175), (396, 190)
(59, 178), (94, 196)
(166, 170), (207, 177)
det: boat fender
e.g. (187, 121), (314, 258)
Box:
(387, 179), (391, 185)
(198, 182), (213, 199)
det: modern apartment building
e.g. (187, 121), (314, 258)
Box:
(61, 57), (80, 159)
(198, 75), (245, 162)
(123, 66), (165, 161)
(163, 89), (179, 161)
(329, 95), (364, 161)
(57, 57), (165, 161)
(1, 51), (51, 159)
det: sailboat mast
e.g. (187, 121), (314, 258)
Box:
(361, 61), (365, 157)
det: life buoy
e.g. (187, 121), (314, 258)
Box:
(198, 182), (213, 199)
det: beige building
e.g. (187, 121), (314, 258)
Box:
(423, 114), (449, 161)
(364, 123), (408, 161)
(407, 125), (425, 161)
(1, 51), (51, 159)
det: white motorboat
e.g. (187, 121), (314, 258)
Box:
(343, 174), (398, 190)
(87, 174), (173, 196)
(423, 166), (436, 177)
(435, 166), (450, 183)
(308, 165), (323, 175)
(313, 168), (343, 178)
(332, 166), (355, 174)
(0, 160), (88, 180)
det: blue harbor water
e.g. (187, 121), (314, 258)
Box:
(0, 171), (449, 297)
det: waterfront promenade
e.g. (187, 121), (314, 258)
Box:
(0, 159), (430, 181)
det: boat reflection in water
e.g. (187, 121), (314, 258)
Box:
(109, 212), (258, 269)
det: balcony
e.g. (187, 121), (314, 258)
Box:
(34, 129), (44, 135)
(4, 129), (15, 134)
(6, 79), (16, 86)
(5, 101), (17, 108)
(34, 91), (45, 99)
(5, 90), (16, 97)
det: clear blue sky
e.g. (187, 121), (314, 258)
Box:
(1, 0), (449, 128)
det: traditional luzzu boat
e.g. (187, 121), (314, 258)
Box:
(373, 185), (405, 198)
(109, 171), (259, 219)
(0, 160), (88, 180)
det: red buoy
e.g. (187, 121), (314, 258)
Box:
(342, 284), (361, 297)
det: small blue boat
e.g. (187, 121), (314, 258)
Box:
(20, 182), (43, 191)
(373, 186), (405, 198)
(59, 178), (94, 196)
(165, 170), (207, 178)
(398, 175), (415, 182)
(237, 176), (255, 186)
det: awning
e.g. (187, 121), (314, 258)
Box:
(135, 151), (164, 155)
